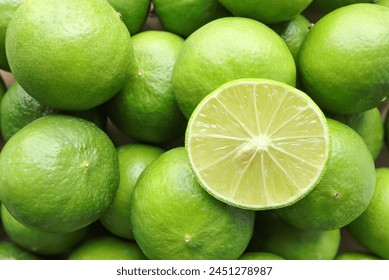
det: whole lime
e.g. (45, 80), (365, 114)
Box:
(0, 115), (119, 233)
(173, 17), (296, 119)
(298, 4), (389, 114)
(131, 147), (255, 260)
(5, 0), (133, 111)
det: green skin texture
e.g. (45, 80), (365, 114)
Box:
(335, 251), (380, 260)
(331, 108), (384, 160)
(278, 119), (376, 230)
(5, 0), (133, 111)
(219, 0), (313, 24)
(312, 0), (377, 13)
(153, 0), (230, 38)
(131, 147), (255, 260)
(298, 4), (389, 115)
(348, 168), (389, 259)
(107, 0), (150, 35)
(0, 242), (39, 260)
(100, 144), (164, 240)
(270, 14), (311, 62)
(108, 30), (187, 143)
(239, 252), (284, 260)
(0, 0), (24, 71)
(173, 17), (296, 119)
(249, 212), (341, 260)
(69, 236), (146, 260)
(1, 204), (87, 256)
(0, 115), (120, 233)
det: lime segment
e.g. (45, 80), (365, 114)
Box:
(186, 79), (330, 210)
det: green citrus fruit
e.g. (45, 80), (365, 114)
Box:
(278, 119), (375, 230)
(1, 204), (87, 255)
(153, 0), (230, 38)
(249, 212), (341, 260)
(0, 115), (119, 233)
(311, 0), (377, 13)
(100, 144), (164, 240)
(377, 0), (389, 7)
(107, 30), (186, 143)
(131, 147), (255, 260)
(298, 4), (389, 114)
(186, 79), (330, 210)
(69, 236), (146, 260)
(348, 168), (389, 259)
(239, 252), (284, 260)
(0, 241), (39, 260)
(270, 14), (311, 62)
(0, 0), (24, 71)
(5, 0), (133, 111)
(330, 108), (384, 160)
(219, 0), (313, 24)
(107, 0), (150, 35)
(172, 17), (296, 119)
(335, 251), (380, 260)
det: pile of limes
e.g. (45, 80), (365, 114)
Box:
(0, 0), (389, 260)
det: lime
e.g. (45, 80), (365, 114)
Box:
(100, 144), (164, 240)
(278, 119), (375, 230)
(107, 0), (150, 35)
(335, 251), (380, 260)
(377, 0), (389, 7)
(172, 17), (296, 119)
(0, 0), (24, 71)
(298, 4), (389, 114)
(219, 0), (313, 24)
(270, 14), (311, 62)
(249, 212), (341, 260)
(1, 204), (87, 255)
(131, 147), (255, 260)
(153, 0), (230, 38)
(107, 30), (186, 143)
(330, 108), (384, 160)
(186, 79), (330, 210)
(239, 252), (284, 260)
(311, 0), (377, 13)
(5, 0), (133, 111)
(348, 168), (389, 259)
(69, 236), (146, 260)
(0, 241), (39, 260)
(0, 115), (119, 233)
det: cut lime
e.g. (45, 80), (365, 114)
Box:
(185, 78), (330, 210)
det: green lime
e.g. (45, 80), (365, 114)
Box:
(298, 4), (389, 114)
(311, 0), (377, 13)
(153, 0), (230, 38)
(0, 0), (24, 71)
(0, 115), (119, 233)
(270, 14), (311, 62)
(239, 252), (284, 260)
(172, 17), (296, 119)
(100, 144), (164, 240)
(131, 147), (255, 260)
(186, 79), (330, 210)
(5, 0), (133, 111)
(107, 30), (186, 143)
(0, 241), (39, 260)
(330, 108), (384, 160)
(278, 119), (375, 230)
(335, 251), (380, 260)
(219, 0), (313, 24)
(1, 204), (87, 255)
(348, 168), (389, 259)
(249, 212), (341, 260)
(107, 0), (150, 35)
(69, 236), (146, 260)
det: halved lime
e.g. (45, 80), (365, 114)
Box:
(185, 78), (330, 210)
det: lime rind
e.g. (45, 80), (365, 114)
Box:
(185, 78), (330, 210)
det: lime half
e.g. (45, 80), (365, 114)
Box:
(185, 79), (330, 210)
